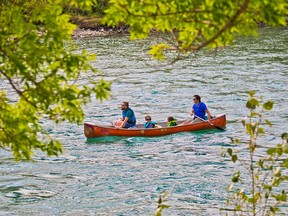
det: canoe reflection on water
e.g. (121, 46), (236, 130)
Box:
(85, 136), (127, 144)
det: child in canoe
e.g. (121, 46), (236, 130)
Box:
(167, 116), (177, 127)
(144, 115), (162, 128)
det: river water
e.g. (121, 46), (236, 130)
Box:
(1, 27), (287, 215)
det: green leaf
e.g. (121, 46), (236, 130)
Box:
(272, 190), (287, 201)
(248, 197), (255, 204)
(267, 148), (276, 155)
(159, 204), (170, 209)
(274, 167), (281, 177)
(257, 159), (264, 168)
(227, 148), (233, 156)
(248, 90), (256, 97)
(281, 133), (288, 140)
(232, 155), (238, 163)
(246, 98), (260, 109)
(276, 147), (283, 156)
(284, 159), (288, 168)
(265, 119), (273, 127)
(251, 111), (260, 117)
(231, 171), (240, 183)
(258, 127), (265, 134)
(147, 43), (170, 60)
(263, 100), (274, 110)
(283, 145), (288, 154)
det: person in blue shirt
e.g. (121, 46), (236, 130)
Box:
(114, 101), (137, 128)
(144, 115), (162, 128)
(190, 95), (211, 123)
(180, 95), (211, 125)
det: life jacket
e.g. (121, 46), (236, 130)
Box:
(167, 119), (177, 127)
(145, 121), (156, 128)
(122, 108), (136, 124)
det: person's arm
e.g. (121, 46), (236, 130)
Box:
(181, 109), (194, 124)
(154, 122), (162, 128)
(113, 117), (124, 127)
(190, 109), (194, 116)
(118, 117), (129, 128)
(205, 109), (211, 121)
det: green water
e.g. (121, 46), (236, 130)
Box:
(0, 27), (287, 215)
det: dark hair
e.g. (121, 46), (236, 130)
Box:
(193, 95), (201, 102)
(122, 101), (129, 107)
(167, 116), (174, 122)
(145, 115), (151, 120)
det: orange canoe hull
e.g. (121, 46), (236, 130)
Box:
(84, 114), (226, 138)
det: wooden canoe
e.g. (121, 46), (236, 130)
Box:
(84, 113), (226, 138)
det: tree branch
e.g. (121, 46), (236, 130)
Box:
(188, 0), (251, 51)
(0, 69), (38, 108)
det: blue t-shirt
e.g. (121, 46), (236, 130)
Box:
(192, 102), (207, 119)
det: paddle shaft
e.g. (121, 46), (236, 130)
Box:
(194, 115), (225, 131)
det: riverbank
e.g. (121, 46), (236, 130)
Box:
(71, 16), (288, 38)
(72, 27), (128, 38)
(71, 16), (129, 38)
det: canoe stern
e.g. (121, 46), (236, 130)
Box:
(84, 123), (99, 138)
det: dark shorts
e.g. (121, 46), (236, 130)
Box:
(124, 122), (136, 128)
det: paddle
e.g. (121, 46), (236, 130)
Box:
(194, 115), (226, 131)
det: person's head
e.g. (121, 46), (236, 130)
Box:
(120, 101), (129, 110)
(145, 115), (151, 122)
(193, 95), (201, 103)
(167, 116), (174, 122)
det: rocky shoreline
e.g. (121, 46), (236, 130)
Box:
(72, 27), (129, 38)
(71, 17), (129, 38)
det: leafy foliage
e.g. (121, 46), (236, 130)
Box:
(63, 0), (109, 16)
(0, 0), (111, 160)
(154, 190), (169, 216)
(103, 0), (288, 60)
(222, 93), (288, 215)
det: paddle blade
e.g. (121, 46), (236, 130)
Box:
(213, 125), (226, 131)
